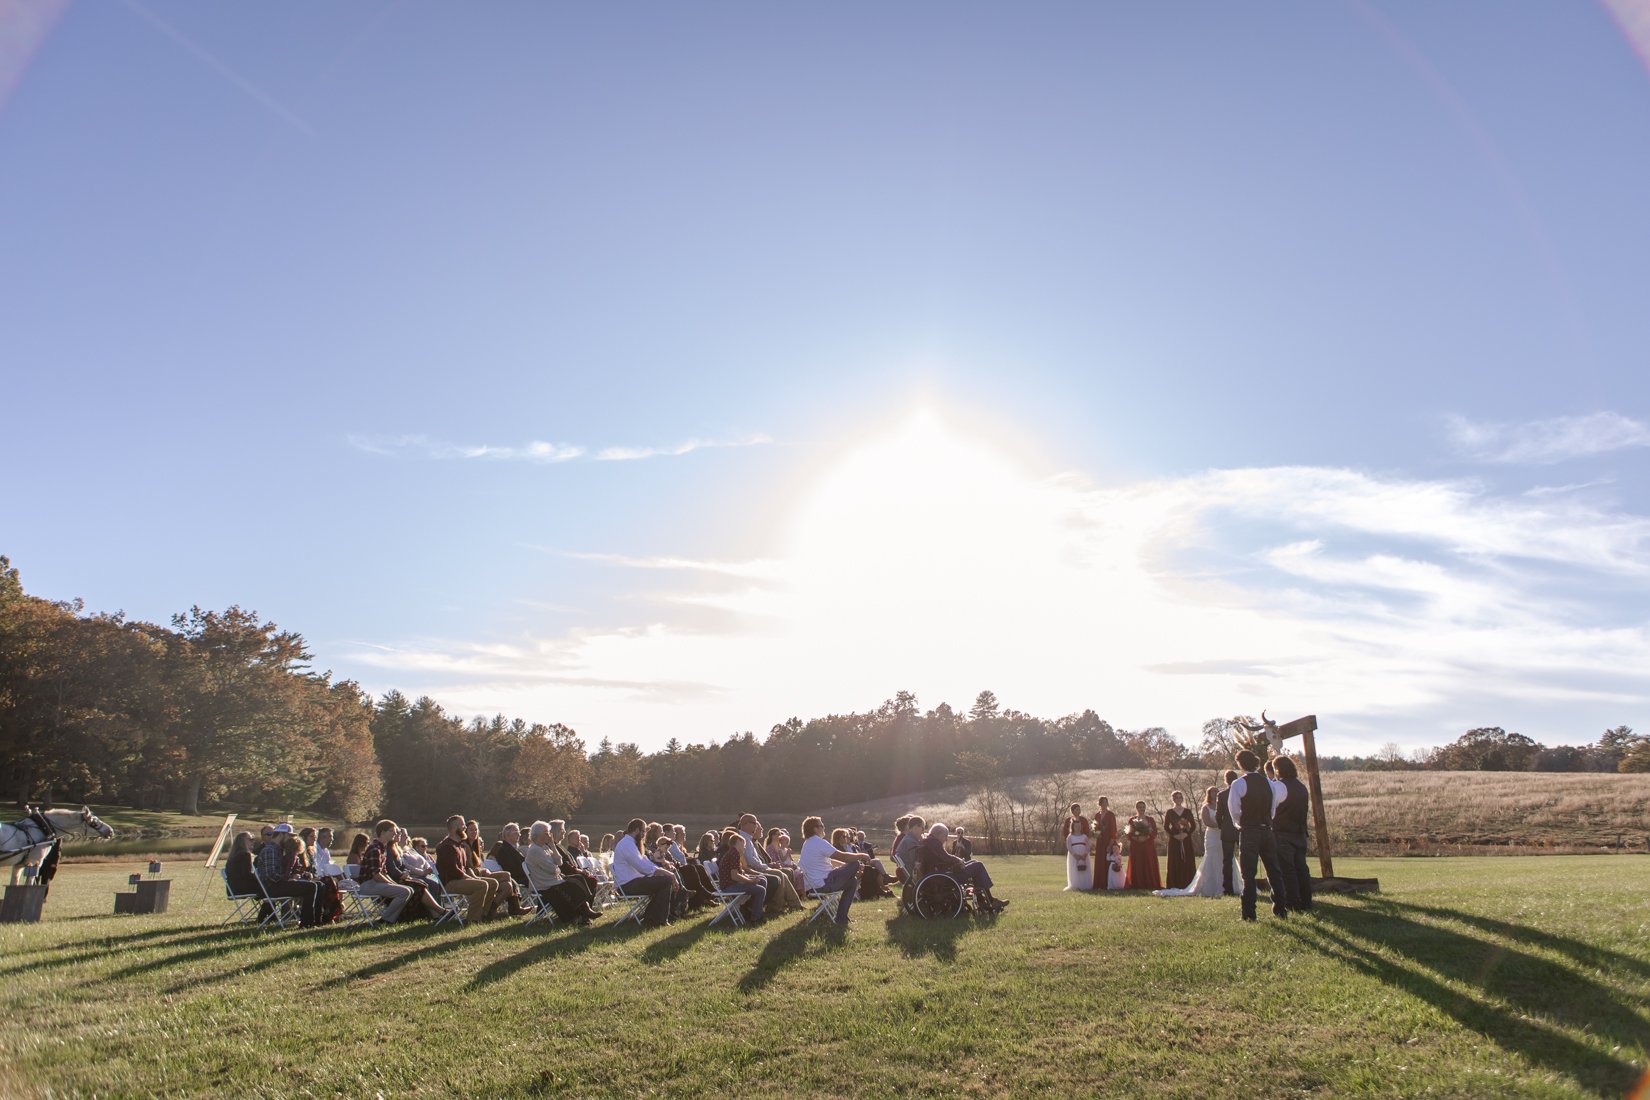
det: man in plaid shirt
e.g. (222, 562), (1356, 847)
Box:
(354, 821), (414, 922)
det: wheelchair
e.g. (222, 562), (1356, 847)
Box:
(895, 854), (978, 919)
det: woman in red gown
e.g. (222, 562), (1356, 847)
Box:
(1091, 797), (1117, 890)
(1122, 800), (1162, 890)
(1163, 791), (1197, 890)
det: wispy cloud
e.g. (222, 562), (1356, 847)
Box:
(348, 435), (584, 463)
(1445, 412), (1650, 465)
(349, 433), (772, 465)
(342, 417), (1650, 753)
(595, 435), (773, 462)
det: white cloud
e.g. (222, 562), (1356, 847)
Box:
(347, 434), (584, 463)
(349, 432), (772, 465)
(344, 415), (1650, 754)
(1446, 411), (1650, 464)
(594, 434), (773, 461)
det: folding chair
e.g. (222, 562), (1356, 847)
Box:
(432, 881), (468, 928)
(707, 887), (750, 928)
(805, 887), (845, 924)
(521, 880), (557, 927)
(610, 882), (651, 927)
(221, 869), (283, 928)
(337, 887), (386, 928)
(250, 867), (300, 931)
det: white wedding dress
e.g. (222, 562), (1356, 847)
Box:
(1154, 806), (1242, 898)
(1065, 833), (1092, 890)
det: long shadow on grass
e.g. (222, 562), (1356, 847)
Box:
(464, 923), (618, 990)
(882, 911), (989, 963)
(1371, 897), (1650, 982)
(5, 927), (267, 980)
(1285, 902), (1641, 1097)
(3, 922), (241, 965)
(102, 923), (363, 983)
(736, 920), (848, 993)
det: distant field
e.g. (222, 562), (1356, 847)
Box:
(1, 856), (1645, 1097)
(815, 768), (1650, 855)
(56, 767), (1650, 864)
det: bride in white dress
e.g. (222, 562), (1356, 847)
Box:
(1064, 813), (1093, 891)
(1154, 786), (1242, 898)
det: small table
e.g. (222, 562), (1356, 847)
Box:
(0, 884), (48, 923)
(114, 879), (171, 915)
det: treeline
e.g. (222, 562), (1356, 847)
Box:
(2, 557), (1645, 823)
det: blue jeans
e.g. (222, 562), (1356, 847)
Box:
(820, 862), (862, 924)
(722, 879), (766, 922)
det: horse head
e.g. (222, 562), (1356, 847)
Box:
(42, 806), (114, 840)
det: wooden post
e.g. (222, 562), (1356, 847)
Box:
(0, 884), (48, 923)
(1299, 724), (1334, 879)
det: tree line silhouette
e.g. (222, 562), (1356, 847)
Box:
(2, 557), (1643, 821)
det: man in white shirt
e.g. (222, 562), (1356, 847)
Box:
(611, 817), (678, 928)
(736, 813), (801, 914)
(797, 816), (871, 926)
(311, 827), (347, 879)
(1225, 750), (1290, 922)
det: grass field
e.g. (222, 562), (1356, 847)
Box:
(1, 856), (1646, 1098)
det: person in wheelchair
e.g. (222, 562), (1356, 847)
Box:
(916, 823), (1008, 913)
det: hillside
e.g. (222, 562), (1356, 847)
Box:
(816, 768), (1650, 854)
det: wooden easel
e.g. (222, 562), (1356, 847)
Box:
(194, 813), (238, 907)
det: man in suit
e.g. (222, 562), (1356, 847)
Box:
(1226, 752), (1289, 922)
(1092, 798), (1117, 890)
(1271, 756), (1314, 912)
(918, 823), (1007, 913)
(1214, 769), (1240, 896)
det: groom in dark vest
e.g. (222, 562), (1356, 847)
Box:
(1214, 768), (1240, 896)
(1226, 750), (1289, 921)
(1271, 756), (1313, 912)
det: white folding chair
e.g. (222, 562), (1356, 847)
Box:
(707, 887), (750, 928)
(805, 887), (845, 924)
(610, 881), (651, 927)
(250, 867), (300, 931)
(221, 869), (274, 928)
(432, 881), (468, 928)
(521, 880), (557, 926)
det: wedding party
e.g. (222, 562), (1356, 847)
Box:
(1062, 753), (1316, 920)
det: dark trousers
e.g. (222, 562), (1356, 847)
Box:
(266, 880), (320, 926)
(956, 859), (994, 896)
(619, 874), (676, 926)
(1275, 831), (1313, 912)
(819, 862), (861, 924)
(1238, 826), (1288, 920)
(1218, 829), (1239, 895)
(540, 881), (592, 921)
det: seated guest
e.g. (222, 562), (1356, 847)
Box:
(225, 831), (259, 896)
(338, 830), (368, 874)
(466, 819), (528, 915)
(367, 819), (444, 921)
(489, 823), (530, 887)
(799, 816), (870, 926)
(348, 819), (414, 922)
(893, 816), (924, 879)
(889, 817), (912, 883)
(696, 831), (720, 878)
(548, 820), (600, 909)
(436, 814), (502, 920)
(715, 832), (768, 925)
(525, 821), (602, 924)
(671, 824), (692, 865)
(735, 812), (802, 915)
(400, 833), (442, 889)
(917, 823), (1007, 913)
(649, 827), (711, 912)
(261, 832), (322, 927)
(611, 817), (678, 928)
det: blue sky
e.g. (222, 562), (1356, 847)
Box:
(4, 2), (1649, 755)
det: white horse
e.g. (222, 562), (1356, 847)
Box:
(1, 806), (115, 884)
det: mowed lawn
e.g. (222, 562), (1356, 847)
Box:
(1, 857), (1646, 1099)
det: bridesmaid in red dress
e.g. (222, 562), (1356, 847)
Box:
(1123, 800), (1162, 890)
(1091, 797), (1117, 890)
(1163, 791), (1197, 890)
